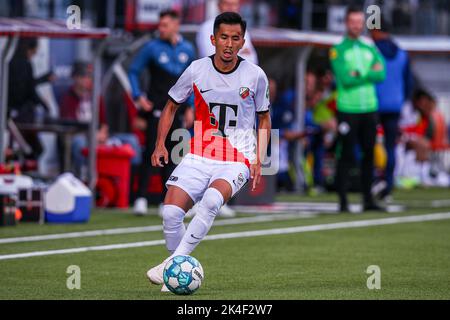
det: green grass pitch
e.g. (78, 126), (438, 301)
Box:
(0, 188), (449, 300)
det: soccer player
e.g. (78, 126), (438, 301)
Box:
(146, 12), (271, 291)
(195, 0), (259, 218)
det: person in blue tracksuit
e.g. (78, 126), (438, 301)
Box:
(128, 9), (195, 214)
(370, 19), (414, 200)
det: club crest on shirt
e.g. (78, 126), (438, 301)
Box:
(239, 87), (250, 99)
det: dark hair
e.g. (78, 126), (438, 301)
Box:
(18, 37), (38, 51)
(213, 12), (247, 36)
(72, 61), (93, 77)
(159, 9), (180, 20)
(345, 5), (364, 19)
(15, 37), (38, 57)
(413, 88), (435, 102)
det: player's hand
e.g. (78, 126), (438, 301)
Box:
(372, 63), (383, 71)
(136, 96), (154, 112)
(151, 144), (169, 167)
(132, 116), (147, 131)
(96, 124), (109, 145)
(250, 162), (262, 191)
(350, 70), (360, 77)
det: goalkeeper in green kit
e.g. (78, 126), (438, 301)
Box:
(330, 5), (386, 212)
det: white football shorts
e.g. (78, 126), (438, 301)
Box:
(165, 153), (250, 203)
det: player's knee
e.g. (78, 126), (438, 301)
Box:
(198, 188), (224, 215)
(162, 205), (185, 226)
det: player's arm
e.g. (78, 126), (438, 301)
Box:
(252, 111), (271, 190)
(128, 44), (154, 111)
(330, 46), (367, 88)
(151, 99), (180, 167)
(153, 62), (193, 166)
(368, 47), (386, 83)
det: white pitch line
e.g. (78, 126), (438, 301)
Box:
(0, 212), (316, 245)
(0, 212), (449, 261)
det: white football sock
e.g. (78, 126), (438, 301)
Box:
(173, 188), (224, 256)
(162, 205), (186, 254)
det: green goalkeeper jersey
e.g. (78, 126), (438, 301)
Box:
(330, 36), (386, 114)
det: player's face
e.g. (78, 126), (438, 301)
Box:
(219, 0), (240, 13)
(346, 12), (365, 38)
(158, 16), (179, 41)
(212, 24), (245, 63)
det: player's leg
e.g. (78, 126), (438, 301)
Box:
(172, 162), (249, 256)
(380, 113), (400, 199)
(335, 112), (357, 212)
(172, 179), (232, 257)
(134, 114), (156, 215)
(359, 112), (382, 211)
(162, 186), (194, 253)
(159, 157), (209, 254)
(147, 156), (210, 286)
(146, 185), (194, 289)
(146, 185), (195, 286)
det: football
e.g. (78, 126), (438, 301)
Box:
(163, 255), (204, 295)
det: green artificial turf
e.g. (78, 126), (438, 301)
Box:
(0, 188), (449, 300)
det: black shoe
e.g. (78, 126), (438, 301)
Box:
(363, 202), (385, 212)
(376, 186), (391, 201)
(339, 203), (350, 213)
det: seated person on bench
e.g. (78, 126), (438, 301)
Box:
(60, 61), (142, 178)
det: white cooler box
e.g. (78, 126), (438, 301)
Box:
(45, 173), (92, 223)
(0, 175), (33, 194)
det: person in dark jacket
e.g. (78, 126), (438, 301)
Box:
(128, 10), (195, 215)
(8, 37), (53, 160)
(370, 19), (414, 200)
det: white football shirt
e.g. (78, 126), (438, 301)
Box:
(168, 56), (270, 166)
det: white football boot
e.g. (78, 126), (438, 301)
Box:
(161, 284), (170, 292)
(218, 204), (236, 218)
(146, 259), (168, 285)
(133, 197), (148, 216)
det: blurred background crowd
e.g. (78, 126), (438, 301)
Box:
(1, 0), (449, 213)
